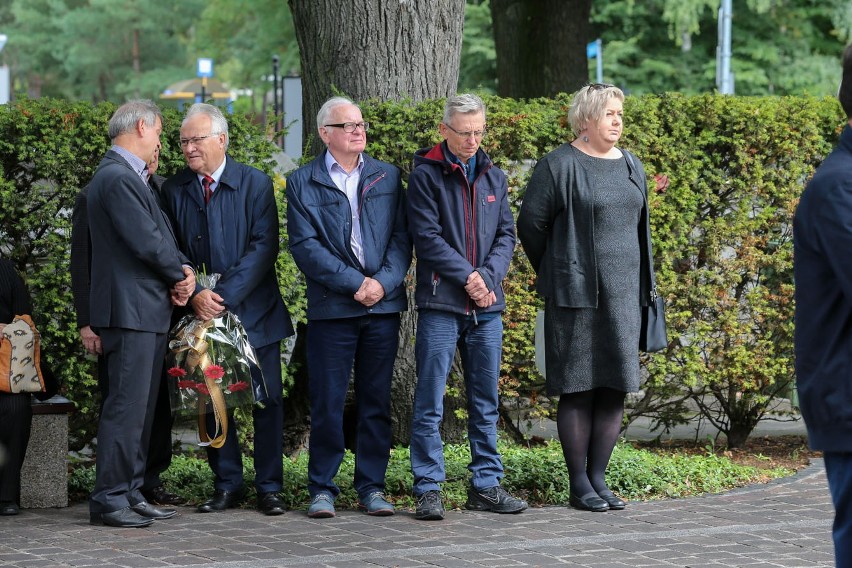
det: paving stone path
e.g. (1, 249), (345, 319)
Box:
(0, 459), (834, 567)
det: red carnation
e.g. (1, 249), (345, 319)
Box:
(177, 380), (196, 390)
(196, 383), (210, 395)
(228, 381), (249, 393)
(204, 365), (225, 380)
(167, 366), (187, 378)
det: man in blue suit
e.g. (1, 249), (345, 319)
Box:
(161, 103), (294, 516)
(87, 100), (195, 528)
(794, 43), (852, 565)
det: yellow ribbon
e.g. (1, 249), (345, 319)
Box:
(173, 320), (228, 448)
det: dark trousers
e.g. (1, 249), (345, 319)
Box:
(97, 354), (173, 492)
(0, 393), (32, 503)
(89, 329), (166, 513)
(205, 341), (283, 493)
(825, 452), (852, 566)
(306, 313), (400, 500)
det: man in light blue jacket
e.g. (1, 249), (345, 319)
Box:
(286, 96), (411, 519)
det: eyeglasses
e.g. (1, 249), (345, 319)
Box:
(443, 123), (486, 139)
(586, 83), (615, 92)
(179, 133), (219, 147)
(324, 122), (370, 133)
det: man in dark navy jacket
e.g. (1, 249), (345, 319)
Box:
(407, 94), (526, 521)
(286, 96), (410, 519)
(161, 103), (293, 516)
(794, 44), (852, 565)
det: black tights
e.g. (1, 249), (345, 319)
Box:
(556, 387), (625, 498)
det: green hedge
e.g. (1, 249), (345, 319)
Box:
(0, 94), (845, 450)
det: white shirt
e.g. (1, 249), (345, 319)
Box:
(325, 151), (365, 266)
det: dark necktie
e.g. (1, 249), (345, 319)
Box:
(202, 175), (214, 204)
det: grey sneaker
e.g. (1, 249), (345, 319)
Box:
(465, 485), (527, 514)
(358, 491), (395, 516)
(307, 493), (336, 518)
(415, 490), (444, 521)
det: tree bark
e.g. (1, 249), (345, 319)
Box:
(288, 0), (465, 156)
(491, 0), (593, 98)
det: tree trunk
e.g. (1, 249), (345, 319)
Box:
(288, 0), (465, 156)
(281, 322), (311, 456)
(491, 0), (593, 98)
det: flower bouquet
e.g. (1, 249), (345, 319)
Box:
(166, 272), (267, 448)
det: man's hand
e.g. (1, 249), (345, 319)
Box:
(474, 290), (497, 308)
(464, 270), (491, 303)
(191, 288), (226, 320)
(79, 325), (102, 355)
(173, 266), (195, 301)
(354, 277), (386, 307)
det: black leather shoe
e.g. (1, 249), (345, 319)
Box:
(597, 489), (626, 510)
(0, 501), (20, 516)
(257, 492), (286, 516)
(142, 485), (186, 506)
(90, 507), (154, 528)
(131, 501), (177, 519)
(569, 492), (609, 512)
(197, 489), (245, 513)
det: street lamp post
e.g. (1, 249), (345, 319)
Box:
(0, 33), (9, 104)
(272, 55), (281, 146)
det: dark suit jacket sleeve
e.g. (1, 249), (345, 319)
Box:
(97, 172), (187, 285)
(517, 156), (559, 273)
(70, 188), (91, 329)
(214, 174), (279, 309)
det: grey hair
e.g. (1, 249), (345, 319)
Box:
(183, 103), (230, 150)
(568, 84), (625, 137)
(108, 100), (162, 141)
(443, 93), (486, 124)
(317, 96), (358, 129)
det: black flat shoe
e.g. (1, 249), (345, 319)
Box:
(257, 492), (286, 516)
(569, 492), (609, 512)
(0, 501), (19, 516)
(597, 489), (626, 510)
(142, 485), (186, 506)
(90, 507), (154, 528)
(197, 489), (245, 513)
(131, 501), (177, 519)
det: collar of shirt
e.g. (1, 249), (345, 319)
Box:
(444, 144), (477, 184)
(195, 158), (227, 193)
(325, 150), (364, 182)
(111, 145), (149, 183)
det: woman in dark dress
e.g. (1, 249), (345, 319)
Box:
(517, 84), (657, 512)
(0, 259), (35, 515)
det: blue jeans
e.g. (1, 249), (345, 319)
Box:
(306, 313), (400, 500)
(410, 310), (504, 496)
(825, 452), (852, 566)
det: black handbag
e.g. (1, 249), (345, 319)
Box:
(640, 286), (668, 352)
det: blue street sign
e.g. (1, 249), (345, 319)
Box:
(587, 41), (598, 59)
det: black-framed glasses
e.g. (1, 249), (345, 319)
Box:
(324, 122), (370, 133)
(443, 122), (486, 139)
(179, 133), (219, 147)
